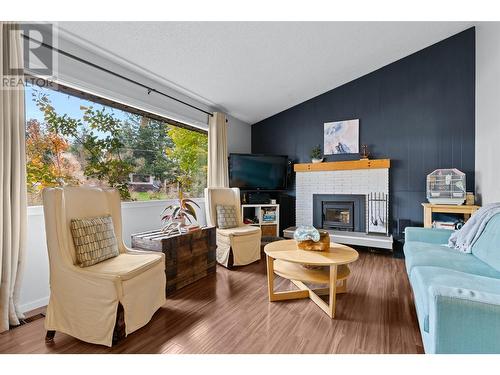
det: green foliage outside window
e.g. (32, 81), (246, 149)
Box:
(167, 126), (208, 197)
(25, 87), (208, 205)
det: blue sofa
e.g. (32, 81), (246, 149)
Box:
(404, 214), (500, 353)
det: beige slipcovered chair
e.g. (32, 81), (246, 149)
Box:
(42, 186), (166, 346)
(204, 187), (261, 268)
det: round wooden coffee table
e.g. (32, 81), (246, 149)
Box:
(264, 239), (359, 318)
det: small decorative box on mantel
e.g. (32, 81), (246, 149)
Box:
(131, 226), (216, 295)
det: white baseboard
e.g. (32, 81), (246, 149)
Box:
(20, 296), (49, 313)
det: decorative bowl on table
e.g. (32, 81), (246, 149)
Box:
(293, 226), (331, 270)
(293, 225), (330, 251)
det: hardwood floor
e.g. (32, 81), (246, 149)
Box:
(0, 250), (424, 354)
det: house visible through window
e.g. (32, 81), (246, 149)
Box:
(25, 83), (208, 206)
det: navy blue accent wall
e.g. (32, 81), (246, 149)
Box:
(251, 28), (475, 230)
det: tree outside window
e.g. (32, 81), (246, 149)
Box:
(25, 84), (208, 206)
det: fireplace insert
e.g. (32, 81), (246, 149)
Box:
(313, 194), (366, 233)
(322, 201), (355, 231)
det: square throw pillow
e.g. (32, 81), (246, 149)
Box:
(70, 215), (120, 267)
(216, 205), (238, 229)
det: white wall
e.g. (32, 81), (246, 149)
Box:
(476, 23), (500, 204)
(20, 199), (206, 313)
(227, 114), (252, 154)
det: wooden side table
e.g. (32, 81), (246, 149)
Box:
(264, 239), (359, 319)
(422, 203), (481, 228)
(131, 226), (216, 295)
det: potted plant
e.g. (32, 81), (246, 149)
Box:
(161, 188), (200, 235)
(310, 145), (324, 163)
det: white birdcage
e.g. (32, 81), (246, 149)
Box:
(426, 169), (466, 205)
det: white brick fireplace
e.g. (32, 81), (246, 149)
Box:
(295, 166), (389, 227)
(285, 159), (392, 249)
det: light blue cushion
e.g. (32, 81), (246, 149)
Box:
(431, 295), (500, 353)
(404, 241), (500, 279)
(410, 266), (500, 353)
(410, 266), (500, 332)
(472, 213), (500, 272)
(405, 227), (452, 244)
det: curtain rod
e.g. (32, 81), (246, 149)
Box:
(22, 34), (214, 118)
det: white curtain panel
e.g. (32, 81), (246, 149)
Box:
(0, 22), (27, 332)
(207, 112), (229, 188)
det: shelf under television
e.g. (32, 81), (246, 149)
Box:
(241, 203), (279, 208)
(241, 203), (280, 237)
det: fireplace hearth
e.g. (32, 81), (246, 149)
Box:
(313, 194), (366, 232)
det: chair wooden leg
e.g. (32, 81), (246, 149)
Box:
(45, 330), (56, 343)
(227, 248), (234, 270)
(112, 302), (126, 346)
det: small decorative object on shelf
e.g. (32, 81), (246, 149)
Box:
(466, 192), (475, 206)
(360, 144), (370, 160)
(432, 221), (456, 230)
(293, 225), (330, 251)
(161, 187), (200, 236)
(310, 144), (324, 163)
(243, 217), (258, 224)
(432, 219), (465, 230)
(262, 207), (277, 222)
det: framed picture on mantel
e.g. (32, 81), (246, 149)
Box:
(324, 119), (359, 155)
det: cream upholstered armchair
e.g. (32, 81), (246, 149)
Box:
(42, 186), (166, 347)
(204, 187), (261, 268)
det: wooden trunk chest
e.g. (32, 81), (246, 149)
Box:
(131, 226), (216, 295)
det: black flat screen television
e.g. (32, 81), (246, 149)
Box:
(229, 153), (288, 190)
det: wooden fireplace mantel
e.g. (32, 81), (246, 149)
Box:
(294, 159), (390, 172)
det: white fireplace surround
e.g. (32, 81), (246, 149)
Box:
(295, 168), (390, 228)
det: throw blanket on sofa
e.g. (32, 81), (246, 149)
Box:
(448, 203), (500, 253)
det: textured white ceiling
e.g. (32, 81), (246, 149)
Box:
(58, 22), (472, 124)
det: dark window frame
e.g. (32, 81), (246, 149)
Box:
(24, 75), (207, 135)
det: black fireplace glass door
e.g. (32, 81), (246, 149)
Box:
(325, 207), (350, 224)
(322, 201), (354, 230)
